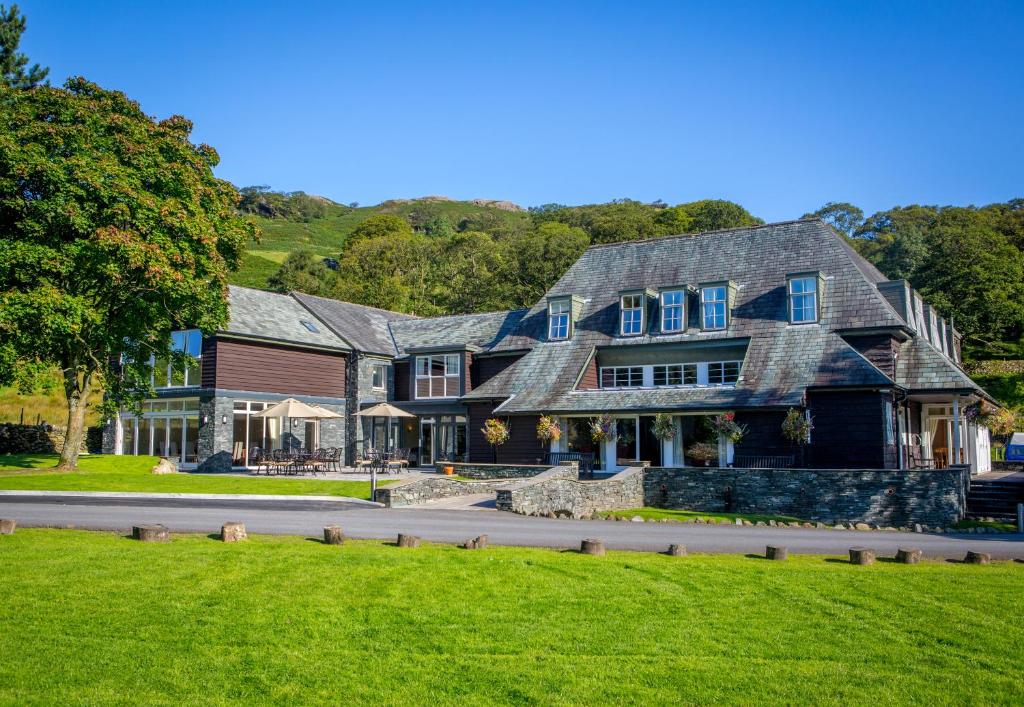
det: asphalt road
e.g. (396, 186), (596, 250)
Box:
(3, 493), (1023, 558)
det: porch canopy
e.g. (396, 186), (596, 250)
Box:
(356, 403), (416, 453)
(253, 398), (343, 419)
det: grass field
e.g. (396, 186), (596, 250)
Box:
(0, 454), (382, 499)
(0, 529), (1021, 705)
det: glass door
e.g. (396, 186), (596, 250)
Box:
(419, 417), (435, 466)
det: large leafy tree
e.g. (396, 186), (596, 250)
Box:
(0, 79), (255, 469)
(803, 202), (864, 237)
(0, 4), (47, 88)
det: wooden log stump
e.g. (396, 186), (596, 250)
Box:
(666, 543), (687, 557)
(896, 547), (922, 564)
(463, 534), (488, 550)
(766, 545), (787, 561)
(397, 533), (421, 548)
(849, 547), (876, 565)
(964, 550), (991, 565)
(0, 518), (15, 535)
(221, 522), (247, 542)
(323, 525), (345, 545)
(132, 524), (169, 542)
(580, 538), (605, 556)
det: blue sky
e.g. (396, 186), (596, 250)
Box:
(21, 1), (1024, 221)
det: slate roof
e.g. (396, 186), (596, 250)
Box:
(224, 286), (349, 351)
(896, 337), (990, 397)
(464, 219), (925, 413)
(292, 292), (416, 356)
(389, 309), (529, 355)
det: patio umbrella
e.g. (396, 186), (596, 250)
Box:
(253, 398), (342, 419)
(355, 403), (416, 499)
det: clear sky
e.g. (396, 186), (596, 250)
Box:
(20, 1), (1024, 222)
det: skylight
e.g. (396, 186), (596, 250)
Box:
(300, 320), (320, 333)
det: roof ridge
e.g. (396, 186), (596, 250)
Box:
(583, 217), (820, 251)
(392, 307), (528, 324)
(291, 291), (419, 320)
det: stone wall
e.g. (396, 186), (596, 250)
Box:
(643, 465), (971, 527)
(496, 466), (645, 518)
(375, 475), (529, 507)
(433, 461), (553, 479)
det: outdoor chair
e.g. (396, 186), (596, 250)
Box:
(248, 447), (266, 474)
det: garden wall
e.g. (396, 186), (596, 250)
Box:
(496, 466), (644, 518)
(375, 475), (535, 507)
(432, 461), (553, 479)
(642, 465), (971, 527)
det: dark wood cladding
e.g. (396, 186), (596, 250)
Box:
(209, 337), (346, 398)
(466, 402), (543, 464)
(393, 360), (411, 401)
(807, 389), (896, 469)
(576, 353), (599, 390)
(842, 334), (900, 379)
(201, 337), (217, 388)
(470, 353), (524, 390)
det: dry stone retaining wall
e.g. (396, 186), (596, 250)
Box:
(643, 465), (971, 527)
(375, 475), (532, 507)
(432, 461), (552, 479)
(496, 466), (644, 518)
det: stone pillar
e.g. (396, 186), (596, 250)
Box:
(198, 395), (234, 472)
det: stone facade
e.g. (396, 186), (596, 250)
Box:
(432, 461), (553, 479)
(197, 396), (235, 472)
(375, 475), (527, 507)
(643, 465), (971, 527)
(496, 466), (645, 518)
(347, 354), (392, 465)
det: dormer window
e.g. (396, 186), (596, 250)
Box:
(787, 274), (820, 324)
(660, 289), (685, 333)
(548, 299), (571, 340)
(701, 286), (727, 330)
(620, 294), (644, 336)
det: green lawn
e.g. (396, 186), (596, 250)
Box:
(0, 454), (383, 499)
(0, 529), (1021, 705)
(600, 507), (807, 525)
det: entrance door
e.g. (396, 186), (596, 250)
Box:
(419, 417), (435, 466)
(638, 416), (662, 466)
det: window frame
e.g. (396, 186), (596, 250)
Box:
(700, 286), (728, 331)
(787, 274), (820, 324)
(619, 293), (645, 337)
(414, 354), (461, 399)
(599, 366), (644, 389)
(660, 289), (686, 333)
(370, 363), (387, 391)
(548, 299), (571, 341)
(152, 329), (202, 389)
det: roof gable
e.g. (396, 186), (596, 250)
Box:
(224, 286), (349, 351)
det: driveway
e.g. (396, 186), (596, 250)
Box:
(2, 492), (1022, 558)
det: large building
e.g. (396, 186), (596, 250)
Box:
(104, 219), (994, 473)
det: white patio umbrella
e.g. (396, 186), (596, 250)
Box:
(355, 402), (416, 498)
(253, 398), (342, 452)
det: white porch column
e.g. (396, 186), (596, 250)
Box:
(661, 439), (674, 467)
(603, 436), (618, 473)
(952, 397), (961, 465)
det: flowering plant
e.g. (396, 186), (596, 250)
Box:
(589, 414), (617, 444)
(481, 418), (510, 447)
(651, 412), (676, 441)
(979, 407), (1017, 437)
(781, 408), (813, 446)
(709, 412), (747, 444)
(536, 415), (561, 443)
(686, 441), (719, 465)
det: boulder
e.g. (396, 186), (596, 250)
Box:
(151, 457), (178, 475)
(964, 551), (990, 565)
(666, 543), (687, 557)
(854, 523), (871, 531)
(463, 534), (488, 550)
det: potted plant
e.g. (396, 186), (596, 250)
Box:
(652, 412), (675, 442)
(589, 414), (617, 444)
(481, 417), (509, 463)
(781, 407), (813, 466)
(686, 441), (719, 467)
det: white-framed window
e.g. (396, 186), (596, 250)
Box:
(415, 354), (461, 398)
(660, 290), (685, 333)
(153, 329), (203, 389)
(620, 294), (644, 336)
(119, 398), (200, 464)
(600, 366), (643, 388)
(707, 361), (741, 385)
(788, 276), (818, 323)
(548, 299), (571, 340)
(371, 363), (386, 391)
(701, 286), (727, 330)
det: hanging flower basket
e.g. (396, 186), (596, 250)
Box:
(652, 412), (675, 442)
(589, 414), (617, 444)
(481, 418), (510, 447)
(536, 415), (561, 444)
(709, 412), (747, 444)
(781, 408), (813, 446)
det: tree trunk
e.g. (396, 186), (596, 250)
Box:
(56, 368), (94, 471)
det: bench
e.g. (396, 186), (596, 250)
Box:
(733, 454), (794, 469)
(545, 452), (595, 478)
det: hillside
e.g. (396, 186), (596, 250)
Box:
(231, 196), (530, 289)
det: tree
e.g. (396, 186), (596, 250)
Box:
(268, 250), (337, 296)
(803, 202), (863, 237)
(0, 79), (255, 469)
(343, 214), (413, 251)
(682, 199), (763, 232)
(0, 4), (47, 88)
